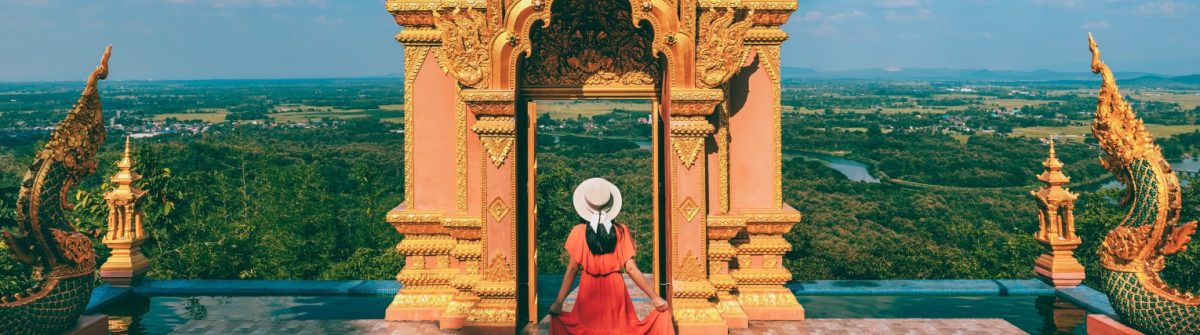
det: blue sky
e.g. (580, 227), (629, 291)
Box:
(1, 0), (1197, 81)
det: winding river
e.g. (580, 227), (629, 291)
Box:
(787, 152), (1198, 188)
(788, 152), (881, 183)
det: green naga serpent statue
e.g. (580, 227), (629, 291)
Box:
(0, 45), (111, 334)
(1089, 34), (1200, 334)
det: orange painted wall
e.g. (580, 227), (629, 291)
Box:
(727, 53), (777, 211)
(412, 52), (459, 211)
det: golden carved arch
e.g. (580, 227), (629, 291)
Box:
(520, 0), (660, 88)
(484, 0), (694, 90)
(395, 0), (773, 92)
(386, 0), (800, 332)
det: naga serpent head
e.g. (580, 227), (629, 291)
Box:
(2, 45), (110, 280)
(1088, 35), (1196, 274)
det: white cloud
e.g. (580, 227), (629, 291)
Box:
(800, 10), (868, 36)
(1137, 1), (1192, 16)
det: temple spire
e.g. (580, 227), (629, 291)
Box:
(1031, 136), (1084, 288)
(99, 135), (151, 286)
(1038, 137), (1070, 187)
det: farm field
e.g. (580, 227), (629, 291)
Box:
(1129, 90), (1200, 109)
(1011, 124), (1200, 141)
(151, 109), (229, 122)
(269, 109), (405, 123)
(537, 100), (652, 119)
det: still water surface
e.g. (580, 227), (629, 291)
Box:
(102, 276), (1086, 334)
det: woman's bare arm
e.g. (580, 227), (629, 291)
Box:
(549, 258), (580, 314)
(625, 259), (669, 311)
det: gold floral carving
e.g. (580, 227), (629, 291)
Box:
(669, 118), (716, 137)
(696, 8), (754, 88)
(680, 0), (697, 37)
(521, 0), (659, 87)
(743, 28), (789, 45)
(456, 86), (468, 211)
(462, 90), (516, 118)
(434, 7), (497, 88)
(675, 251), (707, 281)
(391, 288), (455, 307)
(679, 197), (701, 223)
(393, 13), (436, 28)
(481, 253), (514, 282)
(737, 288), (801, 307)
(672, 137), (705, 170)
(465, 299), (517, 323)
(471, 116), (516, 135)
(739, 0), (798, 11)
(672, 304), (724, 323)
(481, 137), (514, 167)
(669, 89), (723, 116)
(715, 100), (731, 213)
(487, 197), (509, 222)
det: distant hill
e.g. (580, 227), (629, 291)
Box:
(780, 67), (1158, 82)
(780, 67), (1200, 88)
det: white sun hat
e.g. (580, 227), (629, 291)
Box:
(573, 178), (622, 233)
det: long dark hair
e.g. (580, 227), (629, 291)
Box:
(583, 222), (620, 255)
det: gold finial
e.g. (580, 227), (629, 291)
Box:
(118, 135), (133, 170)
(1048, 136), (1057, 159)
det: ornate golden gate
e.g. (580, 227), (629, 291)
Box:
(384, 0), (802, 333)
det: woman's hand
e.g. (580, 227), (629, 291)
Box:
(549, 301), (564, 315)
(651, 296), (669, 312)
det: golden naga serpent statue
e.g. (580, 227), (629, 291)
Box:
(1088, 34), (1199, 334)
(0, 45), (111, 334)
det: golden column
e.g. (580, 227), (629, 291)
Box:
(1032, 138), (1084, 287)
(726, 0), (805, 322)
(99, 136), (150, 286)
(707, 215), (748, 328)
(464, 89), (519, 334)
(731, 212), (802, 319)
(383, 5), (460, 320)
(439, 215), (482, 329)
(667, 89), (728, 335)
(387, 212), (457, 321)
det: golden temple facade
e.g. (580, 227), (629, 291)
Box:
(383, 0), (803, 333)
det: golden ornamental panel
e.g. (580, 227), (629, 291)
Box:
(487, 197), (510, 222)
(481, 137), (514, 167)
(696, 8), (754, 89)
(434, 7), (496, 88)
(522, 0), (660, 87)
(672, 138), (706, 170)
(674, 251), (708, 281)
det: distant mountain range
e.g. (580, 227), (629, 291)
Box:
(780, 67), (1200, 86)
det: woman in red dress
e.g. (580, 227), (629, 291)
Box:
(549, 178), (674, 335)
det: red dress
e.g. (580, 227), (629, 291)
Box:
(550, 224), (675, 335)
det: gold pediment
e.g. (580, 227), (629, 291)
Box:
(521, 0), (661, 88)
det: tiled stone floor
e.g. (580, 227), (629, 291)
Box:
(172, 320), (457, 335)
(730, 319), (1025, 335)
(173, 318), (1026, 334)
(171, 275), (1026, 334)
